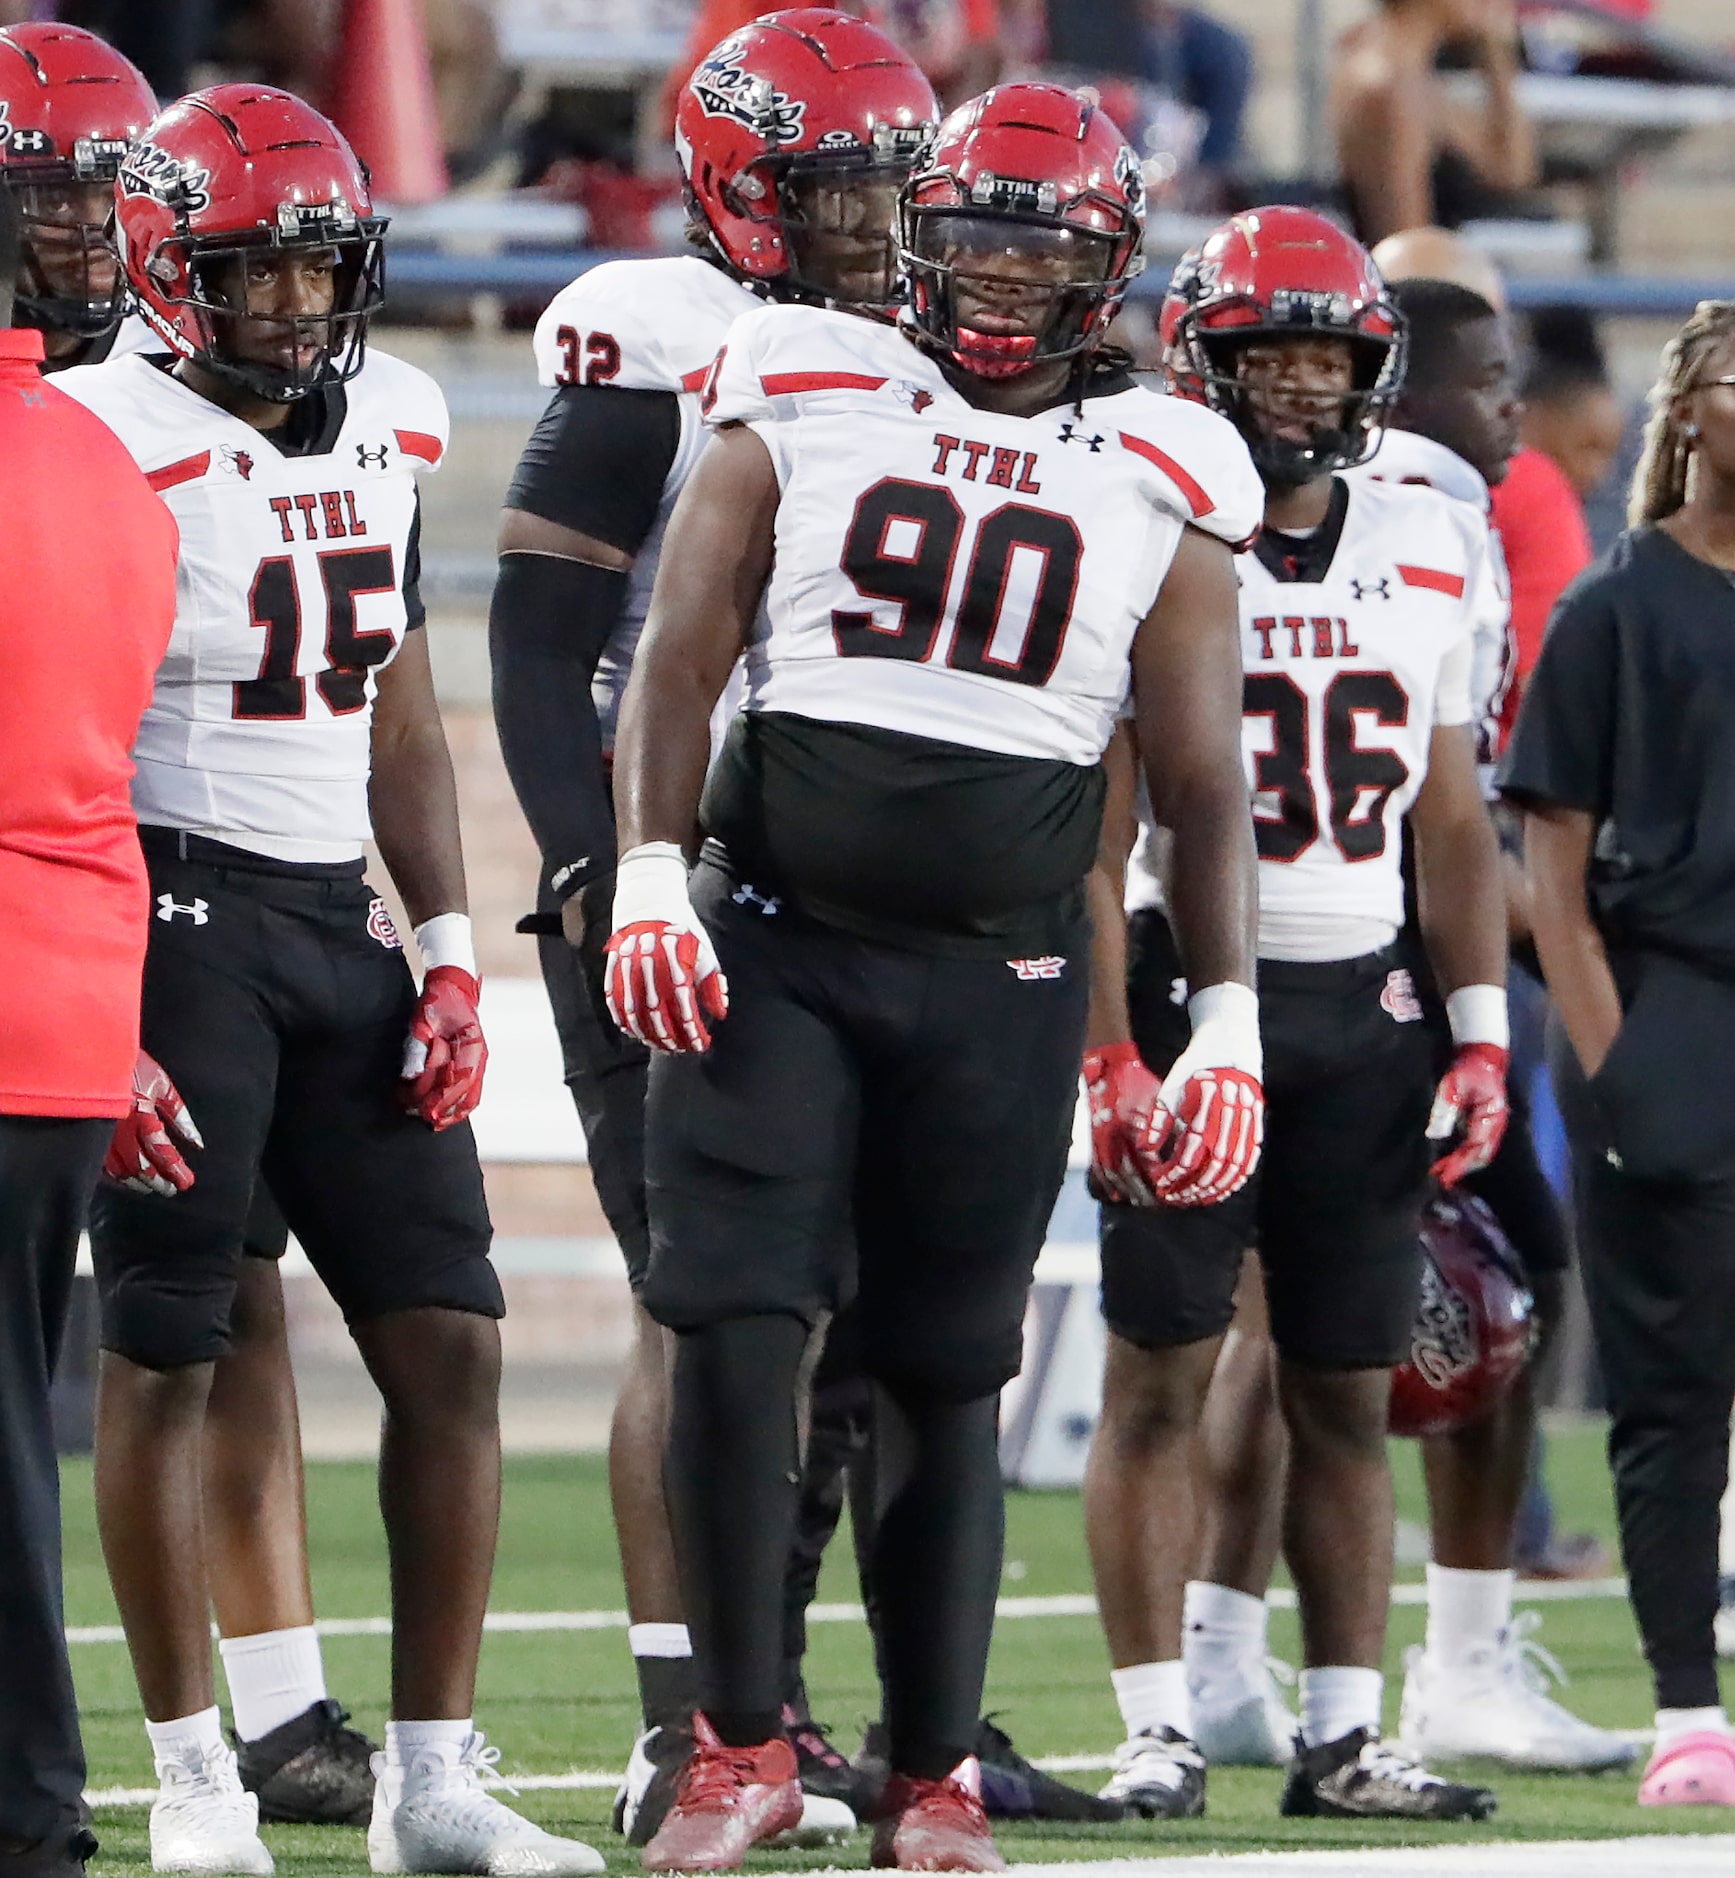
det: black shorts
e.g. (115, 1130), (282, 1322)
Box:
(1100, 910), (1434, 1370)
(535, 888), (651, 1289)
(640, 858), (1086, 1403)
(90, 834), (499, 1371)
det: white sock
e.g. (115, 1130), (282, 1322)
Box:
(1110, 1660), (1191, 1740)
(1183, 1580), (1267, 1692)
(628, 1622), (691, 1658)
(145, 1706), (226, 1770)
(386, 1718), (474, 1775)
(1656, 1706), (1733, 1747)
(219, 1625), (328, 1743)
(1299, 1667), (1382, 1748)
(1423, 1565), (1515, 1668)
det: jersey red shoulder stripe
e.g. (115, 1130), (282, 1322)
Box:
(146, 451), (210, 493)
(1117, 431), (1213, 518)
(760, 371), (888, 396)
(680, 364), (711, 392)
(395, 429), (442, 464)
(1397, 564), (1466, 598)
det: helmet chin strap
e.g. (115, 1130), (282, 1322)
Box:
(951, 325), (1039, 379)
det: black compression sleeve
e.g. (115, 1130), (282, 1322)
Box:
(505, 383), (682, 554)
(488, 550), (628, 893)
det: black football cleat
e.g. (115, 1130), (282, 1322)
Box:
(1096, 1728), (1204, 1820)
(233, 1698), (376, 1826)
(783, 1705), (876, 1815)
(858, 1718), (1126, 1824)
(1280, 1727), (1497, 1821)
(612, 1721), (694, 1847)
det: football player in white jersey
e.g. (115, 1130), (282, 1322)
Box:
(599, 83), (1264, 1872)
(0, 25), (381, 1829)
(57, 88), (603, 1878)
(1082, 208), (1511, 1824)
(490, 10), (946, 1845)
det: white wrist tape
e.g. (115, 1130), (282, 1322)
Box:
(1186, 980), (1263, 1080)
(1446, 983), (1509, 1050)
(611, 842), (694, 930)
(414, 912), (476, 978)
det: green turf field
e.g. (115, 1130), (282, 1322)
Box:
(64, 1420), (1735, 1871)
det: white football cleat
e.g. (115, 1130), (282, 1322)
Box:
(767, 1791), (856, 1848)
(368, 1734), (605, 1875)
(1397, 1614), (1638, 1773)
(150, 1741), (275, 1876)
(1190, 1656), (1297, 1767)
(1096, 1728), (1206, 1818)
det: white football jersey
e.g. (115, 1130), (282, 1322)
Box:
(57, 348), (446, 862)
(1349, 425), (1512, 777)
(532, 256), (758, 742)
(706, 302), (1263, 766)
(1235, 475), (1493, 963)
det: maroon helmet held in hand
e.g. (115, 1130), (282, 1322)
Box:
(1389, 1189), (1537, 1439)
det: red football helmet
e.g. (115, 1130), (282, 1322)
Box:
(1168, 205), (1404, 484)
(0, 23), (155, 338)
(1158, 243), (1203, 393)
(675, 9), (937, 309)
(117, 84), (386, 403)
(900, 83), (1145, 380)
(1389, 1190), (1537, 1439)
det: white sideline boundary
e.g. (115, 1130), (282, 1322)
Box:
(62, 1577), (1630, 1647)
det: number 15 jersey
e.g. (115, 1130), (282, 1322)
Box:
(57, 349), (446, 863)
(1241, 474), (1496, 963)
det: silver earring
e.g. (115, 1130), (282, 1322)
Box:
(1686, 424), (1701, 439)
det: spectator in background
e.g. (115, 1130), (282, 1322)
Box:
(1333, 0), (1538, 244)
(0, 194), (179, 1878)
(1132, 1), (1252, 207)
(1521, 306), (1626, 503)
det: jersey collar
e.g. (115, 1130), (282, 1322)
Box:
(1361, 426), (1490, 512)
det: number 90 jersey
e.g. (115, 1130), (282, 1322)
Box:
(1240, 475), (1496, 963)
(704, 303), (1262, 766)
(55, 349), (446, 863)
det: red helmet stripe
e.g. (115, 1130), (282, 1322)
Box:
(1118, 431), (1212, 519)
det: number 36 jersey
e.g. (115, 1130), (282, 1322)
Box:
(1240, 474), (1496, 964)
(56, 349), (446, 863)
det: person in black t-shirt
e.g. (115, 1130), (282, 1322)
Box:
(1502, 297), (1735, 1809)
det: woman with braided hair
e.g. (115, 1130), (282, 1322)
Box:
(1502, 297), (1735, 1809)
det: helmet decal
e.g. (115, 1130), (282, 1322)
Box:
(691, 41), (808, 146)
(120, 141), (212, 213)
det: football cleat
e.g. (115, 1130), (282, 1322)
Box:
(973, 1716), (1126, 1822)
(1280, 1727), (1496, 1821)
(784, 1704), (876, 1815)
(1096, 1729), (1205, 1820)
(1639, 1730), (1735, 1806)
(1190, 1657), (1297, 1768)
(234, 1699), (377, 1826)
(639, 1714), (802, 1872)
(870, 1766), (1005, 1872)
(1397, 1618), (1637, 1773)
(613, 1723), (693, 1848)
(149, 1740), (275, 1876)
(368, 1734), (604, 1875)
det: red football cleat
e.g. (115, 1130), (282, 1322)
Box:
(870, 1764), (1006, 1872)
(640, 1714), (802, 1872)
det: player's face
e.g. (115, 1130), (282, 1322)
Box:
(926, 217), (1112, 339)
(783, 168), (905, 307)
(205, 246), (341, 375)
(1233, 336), (1357, 448)
(17, 179), (118, 303)
(1408, 315), (1522, 486)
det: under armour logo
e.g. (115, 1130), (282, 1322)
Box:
(1350, 577), (1391, 601)
(156, 894), (209, 925)
(731, 882), (781, 915)
(356, 443), (389, 468)
(16, 386), (43, 406)
(1057, 423), (1103, 451)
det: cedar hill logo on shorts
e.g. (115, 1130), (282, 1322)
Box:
(367, 898), (403, 948)
(1008, 956), (1066, 981)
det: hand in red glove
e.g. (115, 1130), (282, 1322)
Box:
(401, 965), (488, 1131)
(1427, 1041), (1510, 1186)
(604, 843), (729, 1053)
(104, 1049), (203, 1195)
(1145, 983), (1265, 1207)
(1083, 1041), (1163, 1205)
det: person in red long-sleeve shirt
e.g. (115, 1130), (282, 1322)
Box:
(0, 212), (177, 1876)
(1489, 444), (1593, 745)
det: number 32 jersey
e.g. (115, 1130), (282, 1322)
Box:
(1240, 474), (1495, 963)
(57, 349), (446, 862)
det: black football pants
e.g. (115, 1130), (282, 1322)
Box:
(0, 1115), (107, 1858)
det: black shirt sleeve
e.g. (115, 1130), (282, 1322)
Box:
(1497, 572), (1618, 817)
(504, 383), (682, 555)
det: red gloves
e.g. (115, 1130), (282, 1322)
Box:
(604, 843), (729, 1053)
(1084, 1041), (1164, 1204)
(1428, 1041), (1510, 1186)
(401, 965), (488, 1131)
(104, 1049), (203, 1195)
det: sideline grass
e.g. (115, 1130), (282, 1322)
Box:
(63, 1424), (1735, 1872)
